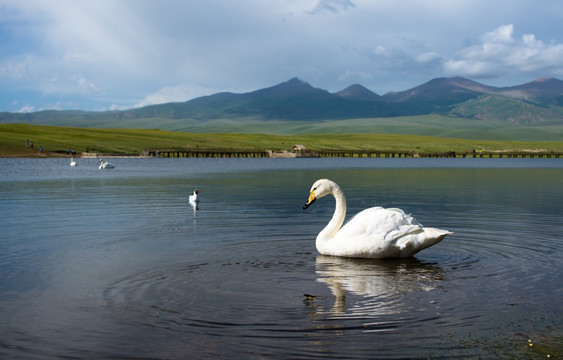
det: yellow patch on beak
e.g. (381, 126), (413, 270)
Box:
(303, 190), (316, 210)
(308, 191), (316, 203)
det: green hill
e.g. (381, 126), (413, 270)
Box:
(450, 95), (562, 124)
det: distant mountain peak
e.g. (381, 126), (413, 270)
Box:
(286, 77), (311, 86)
(503, 77), (563, 92)
(250, 77), (318, 98)
(500, 77), (563, 105)
(528, 77), (563, 90)
(383, 76), (497, 102)
(275, 77), (315, 91)
(421, 76), (492, 89)
(335, 84), (380, 101)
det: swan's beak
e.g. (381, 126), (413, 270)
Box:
(303, 191), (316, 210)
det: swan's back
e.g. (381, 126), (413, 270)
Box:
(318, 207), (449, 258)
(99, 162), (114, 169)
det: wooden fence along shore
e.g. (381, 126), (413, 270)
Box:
(144, 149), (562, 159)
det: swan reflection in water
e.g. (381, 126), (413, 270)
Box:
(313, 255), (444, 317)
(189, 200), (199, 212)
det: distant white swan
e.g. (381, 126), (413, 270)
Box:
(189, 189), (199, 203)
(303, 179), (451, 258)
(70, 157), (78, 166)
(98, 159), (114, 169)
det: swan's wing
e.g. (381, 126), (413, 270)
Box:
(333, 207), (447, 258)
(339, 207), (417, 238)
(331, 207), (412, 253)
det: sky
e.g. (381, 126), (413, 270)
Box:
(1, 0), (562, 113)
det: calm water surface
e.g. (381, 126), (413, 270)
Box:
(1, 158), (562, 359)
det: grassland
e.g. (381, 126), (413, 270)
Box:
(160, 115), (563, 142)
(2, 123), (562, 157)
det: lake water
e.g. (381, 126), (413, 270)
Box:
(1, 157), (562, 359)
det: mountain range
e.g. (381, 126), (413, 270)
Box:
(2, 76), (562, 126)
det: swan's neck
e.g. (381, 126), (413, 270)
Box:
(317, 185), (346, 244)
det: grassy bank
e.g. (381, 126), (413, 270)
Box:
(1, 123), (562, 157)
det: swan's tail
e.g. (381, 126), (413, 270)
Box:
(423, 228), (452, 246)
(395, 227), (451, 257)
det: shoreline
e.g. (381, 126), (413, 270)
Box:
(2, 150), (562, 159)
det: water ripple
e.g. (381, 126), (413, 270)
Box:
(2, 159), (562, 359)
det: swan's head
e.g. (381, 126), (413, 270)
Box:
(193, 189), (199, 194)
(303, 179), (338, 210)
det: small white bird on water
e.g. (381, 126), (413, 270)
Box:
(189, 189), (199, 203)
(98, 159), (114, 169)
(303, 179), (451, 258)
(70, 157), (78, 166)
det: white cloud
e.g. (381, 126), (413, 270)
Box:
(374, 46), (388, 56)
(108, 83), (220, 110)
(416, 52), (442, 64)
(16, 104), (35, 113)
(74, 75), (100, 93)
(444, 24), (563, 79)
(482, 24), (515, 43)
(309, 0), (356, 14)
(132, 86), (192, 108)
(0, 61), (30, 80)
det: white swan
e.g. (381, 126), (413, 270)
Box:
(189, 189), (199, 203)
(70, 157), (78, 166)
(303, 179), (451, 258)
(98, 159), (114, 169)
